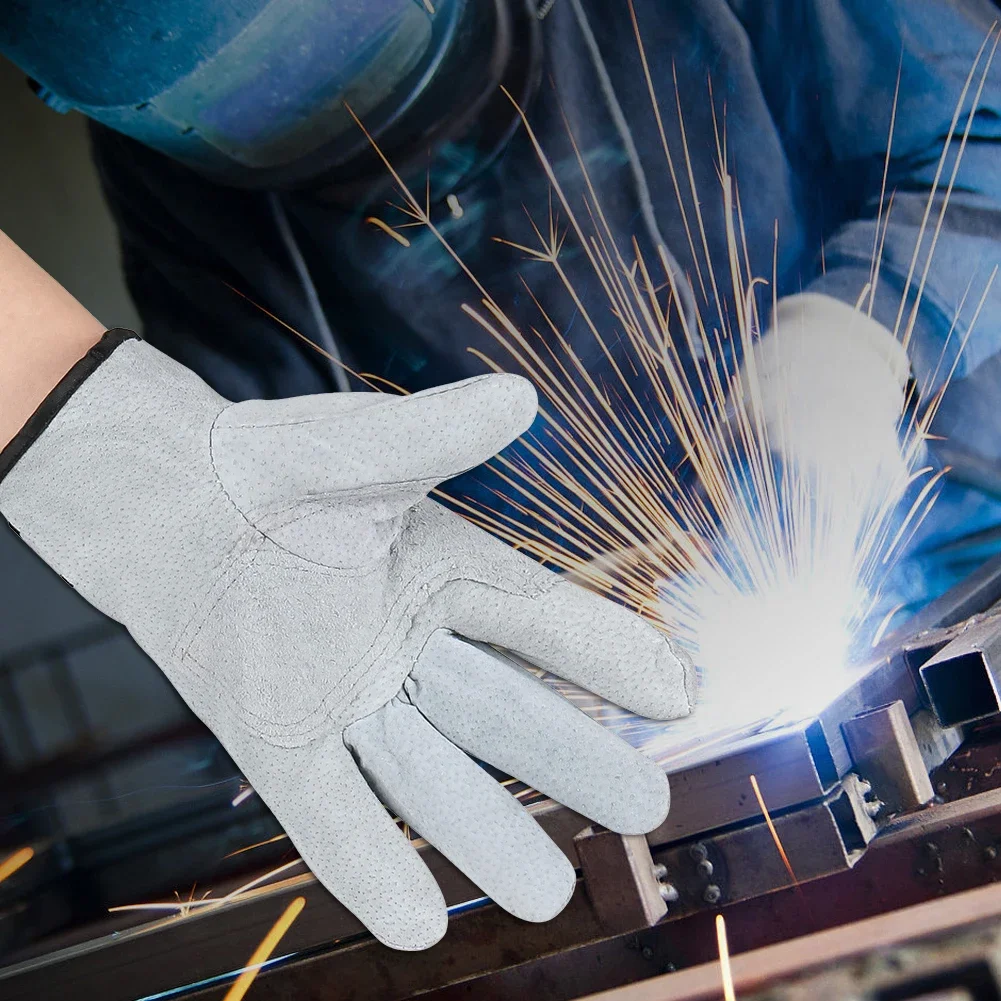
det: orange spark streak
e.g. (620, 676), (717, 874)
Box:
(749, 774), (799, 889)
(365, 216), (412, 248)
(232, 786), (255, 807)
(223, 896), (306, 1001)
(334, 22), (989, 746)
(224, 283), (397, 394)
(715, 913), (736, 1001)
(224, 834), (289, 859)
(0, 846), (33, 885)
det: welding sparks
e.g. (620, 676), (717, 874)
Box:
(749, 774), (799, 891)
(365, 216), (411, 248)
(347, 12), (1000, 739)
(224, 833), (289, 859)
(715, 913), (737, 1001)
(232, 784), (256, 808)
(110, 885), (212, 918)
(109, 859), (306, 918)
(0, 846), (33, 885)
(223, 896), (306, 1001)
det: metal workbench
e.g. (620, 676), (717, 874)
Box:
(6, 556), (1001, 1000)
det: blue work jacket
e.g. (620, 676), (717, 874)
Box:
(10, 0), (1001, 618)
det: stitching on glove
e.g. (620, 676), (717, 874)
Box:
(255, 481), (436, 521)
(311, 561), (483, 724)
(339, 669), (426, 738)
(247, 505), (403, 573)
(238, 477), (466, 527)
(215, 379), (489, 431)
(247, 516), (557, 601)
(181, 547), (557, 746)
(208, 410), (281, 533)
(186, 553), (519, 743)
(253, 555), (391, 578)
(179, 555), (464, 741)
(175, 538), (265, 660)
(253, 503), (405, 563)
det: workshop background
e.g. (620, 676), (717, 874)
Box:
(6, 24), (1001, 1001)
(0, 55), (244, 961)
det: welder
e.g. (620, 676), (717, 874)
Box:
(0, 0), (998, 949)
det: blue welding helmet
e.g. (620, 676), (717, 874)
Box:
(1, 0), (540, 192)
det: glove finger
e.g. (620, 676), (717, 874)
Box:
(446, 571), (697, 721)
(227, 734), (447, 951)
(344, 696), (576, 923)
(405, 630), (670, 835)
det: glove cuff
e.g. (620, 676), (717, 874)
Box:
(0, 327), (139, 483)
(767, 293), (911, 389)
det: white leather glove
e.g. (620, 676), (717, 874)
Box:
(746, 293), (912, 493)
(0, 332), (695, 950)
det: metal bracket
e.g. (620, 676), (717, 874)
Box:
(911, 707), (965, 776)
(574, 827), (672, 933)
(842, 700), (935, 817)
(837, 773), (881, 850)
(919, 610), (1001, 727)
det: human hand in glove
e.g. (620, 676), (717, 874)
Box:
(745, 292), (913, 497)
(0, 331), (696, 950)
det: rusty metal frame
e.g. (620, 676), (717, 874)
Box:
(578, 878), (1001, 1001)
(4, 557), (1001, 1001)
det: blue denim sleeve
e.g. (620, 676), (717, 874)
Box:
(723, 0), (1001, 617)
(734, 0), (1001, 394)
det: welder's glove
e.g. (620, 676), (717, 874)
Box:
(745, 292), (913, 494)
(0, 332), (695, 950)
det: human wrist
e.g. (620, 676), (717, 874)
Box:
(0, 328), (139, 481)
(0, 229), (107, 449)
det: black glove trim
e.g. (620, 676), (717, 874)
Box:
(0, 328), (139, 483)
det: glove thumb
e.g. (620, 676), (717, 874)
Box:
(211, 373), (538, 532)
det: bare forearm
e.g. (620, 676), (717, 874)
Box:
(0, 229), (105, 449)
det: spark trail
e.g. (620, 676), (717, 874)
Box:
(104, 11), (1001, 948)
(358, 13), (1000, 744)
